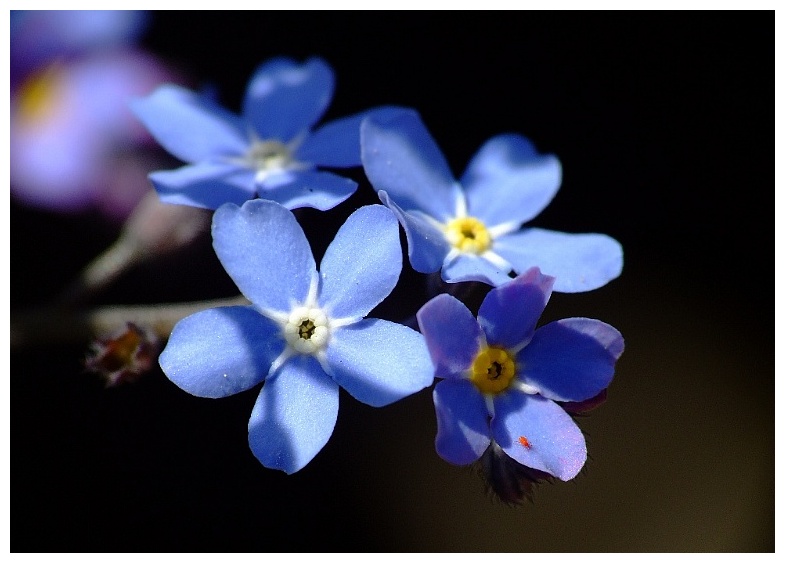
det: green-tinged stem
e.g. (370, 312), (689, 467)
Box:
(10, 295), (250, 350)
(56, 191), (211, 307)
(57, 233), (147, 306)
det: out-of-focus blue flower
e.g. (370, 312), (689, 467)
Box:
(10, 10), (149, 86)
(159, 199), (434, 473)
(416, 267), (624, 480)
(361, 109), (624, 292)
(132, 57), (400, 212)
(10, 49), (181, 219)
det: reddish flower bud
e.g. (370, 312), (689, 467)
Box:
(84, 322), (159, 387)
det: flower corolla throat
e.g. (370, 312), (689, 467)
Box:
(284, 305), (330, 354)
(470, 345), (515, 394)
(238, 134), (310, 184)
(445, 216), (492, 254)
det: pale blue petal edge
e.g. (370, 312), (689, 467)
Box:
(361, 109), (461, 222)
(379, 191), (450, 274)
(461, 134), (562, 227)
(319, 204), (401, 320)
(477, 267), (554, 350)
(416, 293), (483, 380)
(247, 355), (339, 474)
(212, 199), (315, 312)
(433, 379), (492, 465)
(441, 253), (513, 287)
(257, 169), (357, 211)
(493, 227), (624, 293)
(491, 391), (586, 481)
(131, 84), (247, 163)
(519, 317), (624, 402)
(149, 162), (256, 210)
(242, 57), (334, 143)
(325, 319), (434, 407)
(159, 306), (283, 398)
(297, 106), (412, 168)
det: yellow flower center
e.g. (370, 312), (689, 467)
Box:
(469, 346), (516, 394)
(444, 216), (492, 254)
(16, 65), (63, 124)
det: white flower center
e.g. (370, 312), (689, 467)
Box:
(245, 139), (294, 174)
(260, 275), (358, 379)
(282, 306), (330, 354)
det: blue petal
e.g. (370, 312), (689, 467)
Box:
(325, 319), (433, 407)
(149, 162), (256, 210)
(478, 267), (554, 350)
(361, 109), (461, 222)
(319, 205), (401, 319)
(242, 57), (334, 143)
(379, 191), (450, 274)
(257, 169), (357, 211)
(296, 106), (409, 168)
(519, 318), (624, 402)
(433, 379), (491, 465)
(248, 355), (339, 474)
(159, 306), (283, 398)
(493, 227), (624, 293)
(212, 200), (315, 312)
(461, 134), (562, 227)
(416, 293), (484, 379)
(441, 253), (513, 287)
(131, 84), (247, 163)
(491, 391), (586, 481)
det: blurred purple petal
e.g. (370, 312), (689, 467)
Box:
(10, 50), (181, 219)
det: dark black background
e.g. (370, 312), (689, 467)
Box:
(11, 11), (773, 552)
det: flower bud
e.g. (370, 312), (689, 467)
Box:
(84, 322), (159, 387)
(476, 441), (553, 505)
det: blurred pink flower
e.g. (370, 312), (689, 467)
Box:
(10, 49), (183, 220)
(10, 11), (186, 220)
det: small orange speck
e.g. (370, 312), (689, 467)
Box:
(518, 436), (532, 449)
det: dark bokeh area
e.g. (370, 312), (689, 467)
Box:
(11, 12), (773, 552)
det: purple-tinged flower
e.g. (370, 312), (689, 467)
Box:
(10, 50), (181, 219)
(361, 109), (624, 292)
(416, 267), (624, 480)
(132, 57), (401, 212)
(159, 199), (434, 473)
(10, 10), (149, 86)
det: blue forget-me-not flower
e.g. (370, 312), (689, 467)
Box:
(416, 267), (624, 480)
(159, 199), (434, 473)
(361, 109), (623, 292)
(132, 57), (398, 212)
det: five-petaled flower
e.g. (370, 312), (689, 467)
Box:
(159, 199), (434, 473)
(132, 57), (400, 211)
(361, 109), (624, 292)
(416, 267), (624, 480)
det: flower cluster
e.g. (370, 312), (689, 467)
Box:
(134, 57), (625, 495)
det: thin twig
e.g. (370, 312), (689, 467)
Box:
(10, 295), (250, 350)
